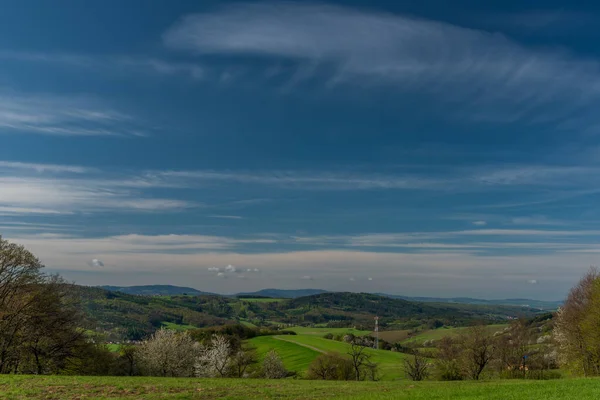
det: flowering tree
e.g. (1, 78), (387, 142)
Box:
(137, 328), (198, 377)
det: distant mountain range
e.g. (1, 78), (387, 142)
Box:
(97, 285), (561, 309)
(379, 294), (562, 310)
(98, 285), (215, 296)
(236, 288), (328, 298)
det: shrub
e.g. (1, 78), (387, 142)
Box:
(307, 353), (354, 380)
(262, 350), (287, 379)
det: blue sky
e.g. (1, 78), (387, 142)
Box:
(2, 0), (600, 299)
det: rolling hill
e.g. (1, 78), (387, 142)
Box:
(98, 285), (215, 296)
(236, 288), (329, 298)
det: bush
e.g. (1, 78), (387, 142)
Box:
(323, 333), (334, 340)
(307, 353), (354, 380)
(404, 353), (430, 381)
(262, 350), (287, 379)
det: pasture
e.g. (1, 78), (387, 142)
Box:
(401, 324), (508, 344)
(249, 336), (320, 373)
(2, 375), (600, 399)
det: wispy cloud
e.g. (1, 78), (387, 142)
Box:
(0, 161), (198, 215)
(10, 232), (596, 298)
(0, 93), (145, 137)
(150, 165), (600, 192)
(0, 51), (205, 80)
(209, 215), (244, 220)
(0, 161), (94, 174)
(164, 2), (600, 128)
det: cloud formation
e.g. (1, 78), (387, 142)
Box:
(0, 52), (205, 81)
(164, 2), (600, 129)
(0, 93), (145, 137)
(0, 163), (198, 215)
(88, 258), (104, 267)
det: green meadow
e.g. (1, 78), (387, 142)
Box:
(2, 375), (600, 400)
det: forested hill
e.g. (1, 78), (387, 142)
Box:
(236, 288), (328, 298)
(98, 285), (214, 296)
(94, 285), (560, 310)
(77, 286), (545, 341)
(286, 292), (540, 323)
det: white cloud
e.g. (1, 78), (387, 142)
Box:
(88, 258), (104, 267)
(0, 161), (93, 174)
(0, 51), (205, 81)
(0, 171), (197, 215)
(368, 277), (373, 281)
(217, 272), (226, 279)
(527, 279), (538, 284)
(0, 93), (145, 137)
(225, 264), (237, 273)
(209, 215), (244, 219)
(10, 231), (599, 298)
(148, 165), (600, 192)
(208, 267), (221, 272)
(349, 277), (355, 281)
(472, 221), (487, 226)
(164, 2), (600, 128)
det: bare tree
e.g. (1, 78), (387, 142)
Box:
(495, 320), (532, 377)
(435, 336), (463, 380)
(138, 328), (198, 377)
(404, 352), (430, 381)
(308, 353), (348, 380)
(262, 350), (287, 379)
(458, 325), (496, 380)
(231, 346), (258, 378)
(347, 339), (376, 381)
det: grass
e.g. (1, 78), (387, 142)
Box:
(402, 324), (508, 344)
(287, 326), (371, 336)
(239, 320), (257, 328)
(249, 336), (320, 373)
(3, 375), (600, 399)
(376, 330), (411, 343)
(161, 322), (197, 331)
(272, 335), (406, 380)
(106, 344), (121, 352)
(238, 298), (284, 303)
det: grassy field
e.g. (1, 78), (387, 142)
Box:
(2, 375), (600, 399)
(239, 320), (257, 328)
(272, 335), (406, 380)
(376, 330), (411, 343)
(249, 336), (320, 373)
(401, 324), (508, 344)
(161, 322), (197, 331)
(287, 326), (371, 336)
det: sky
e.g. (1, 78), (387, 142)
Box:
(2, 0), (600, 300)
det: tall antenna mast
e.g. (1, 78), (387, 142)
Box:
(374, 316), (379, 349)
